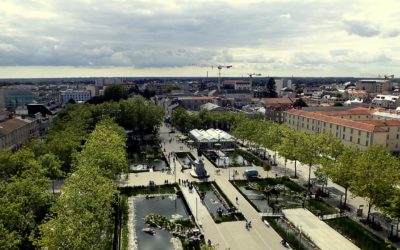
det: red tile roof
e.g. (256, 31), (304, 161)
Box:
(358, 120), (400, 126)
(286, 109), (387, 132)
(262, 98), (295, 106)
(314, 107), (374, 116)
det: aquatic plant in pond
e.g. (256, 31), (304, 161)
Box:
(133, 195), (191, 250)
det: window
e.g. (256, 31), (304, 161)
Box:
(358, 138), (360, 144)
(343, 127), (346, 132)
(350, 136), (353, 142)
(366, 141), (369, 146)
(342, 134), (345, 139)
(358, 131), (361, 136)
(330, 124), (332, 129)
(351, 128), (354, 134)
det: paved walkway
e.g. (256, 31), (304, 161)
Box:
(283, 208), (359, 250)
(120, 124), (286, 250)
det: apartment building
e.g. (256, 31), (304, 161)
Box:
(59, 89), (91, 104)
(371, 95), (400, 109)
(0, 117), (40, 150)
(177, 96), (219, 111)
(356, 79), (393, 94)
(284, 107), (400, 153)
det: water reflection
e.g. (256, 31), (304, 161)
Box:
(134, 195), (190, 250)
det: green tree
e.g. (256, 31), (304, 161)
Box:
(350, 145), (399, 222)
(321, 146), (359, 208)
(277, 126), (302, 178)
(38, 153), (64, 194)
(266, 77), (277, 98)
(37, 165), (117, 249)
(74, 119), (128, 179)
(293, 98), (308, 108)
(103, 85), (128, 102)
(297, 132), (325, 192)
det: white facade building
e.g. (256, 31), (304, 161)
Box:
(59, 89), (91, 104)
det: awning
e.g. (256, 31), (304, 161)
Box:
(180, 135), (188, 140)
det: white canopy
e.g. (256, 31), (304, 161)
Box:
(189, 128), (235, 143)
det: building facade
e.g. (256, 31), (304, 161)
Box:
(59, 89), (91, 104)
(0, 117), (40, 150)
(284, 108), (400, 153)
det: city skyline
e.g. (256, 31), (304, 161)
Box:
(1, 0), (400, 78)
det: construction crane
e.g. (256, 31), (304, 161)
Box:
(247, 73), (262, 89)
(217, 65), (232, 91)
(188, 64), (233, 91)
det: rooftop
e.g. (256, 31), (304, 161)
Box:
(262, 97), (295, 106)
(0, 118), (29, 137)
(189, 128), (235, 142)
(286, 109), (387, 132)
(283, 208), (359, 250)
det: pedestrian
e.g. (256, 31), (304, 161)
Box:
(236, 196), (238, 204)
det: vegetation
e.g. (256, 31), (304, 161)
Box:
(293, 98), (308, 108)
(266, 218), (309, 250)
(0, 95), (164, 249)
(326, 217), (395, 250)
(171, 107), (244, 132)
(37, 120), (125, 249)
(231, 115), (400, 242)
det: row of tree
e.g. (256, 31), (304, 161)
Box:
(0, 96), (163, 248)
(37, 119), (126, 249)
(171, 107), (245, 132)
(232, 117), (400, 226)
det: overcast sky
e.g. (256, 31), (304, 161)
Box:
(1, 0), (399, 78)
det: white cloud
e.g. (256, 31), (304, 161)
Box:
(0, 0), (399, 77)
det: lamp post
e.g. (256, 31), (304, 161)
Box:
(174, 162), (177, 183)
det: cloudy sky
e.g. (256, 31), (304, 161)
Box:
(0, 0), (399, 78)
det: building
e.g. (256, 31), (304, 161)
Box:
(263, 98), (295, 123)
(223, 80), (251, 91)
(200, 102), (226, 112)
(0, 117), (40, 150)
(275, 79), (293, 97)
(284, 107), (400, 153)
(344, 89), (368, 101)
(371, 95), (400, 109)
(356, 79), (393, 94)
(0, 87), (35, 108)
(189, 128), (236, 150)
(177, 96), (219, 111)
(59, 89), (91, 104)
